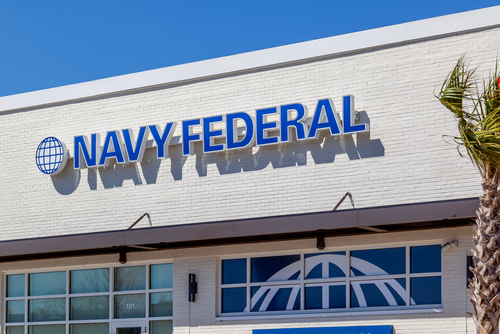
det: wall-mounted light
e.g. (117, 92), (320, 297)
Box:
(441, 240), (458, 251)
(316, 236), (325, 250)
(189, 274), (197, 302)
(119, 251), (127, 264)
(467, 255), (474, 287)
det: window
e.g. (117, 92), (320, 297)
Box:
(4, 263), (173, 334)
(219, 245), (441, 315)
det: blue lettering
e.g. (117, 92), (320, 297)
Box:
(256, 107), (279, 146)
(343, 95), (369, 134)
(226, 112), (255, 150)
(99, 131), (126, 166)
(122, 127), (149, 163)
(308, 99), (342, 139)
(74, 134), (100, 169)
(149, 123), (177, 159)
(280, 103), (307, 143)
(182, 119), (201, 156)
(203, 115), (225, 153)
(70, 96), (367, 169)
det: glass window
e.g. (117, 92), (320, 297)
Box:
(351, 279), (406, 308)
(304, 286), (322, 310)
(220, 245), (442, 315)
(150, 264), (173, 289)
(150, 292), (173, 317)
(70, 323), (109, 334)
(29, 298), (66, 322)
(251, 286), (300, 312)
(350, 248), (405, 276)
(115, 266), (146, 291)
(305, 284), (346, 310)
(7, 274), (25, 297)
(70, 296), (109, 320)
(6, 326), (24, 334)
(305, 252), (346, 279)
(222, 259), (246, 284)
(115, 293), (146, 318)
(6, 300), (25, 323)
(71, 268), (109, 294)
(222, 287), (246, 313)
(411, 276), (441, 305)
(29, 272), (66, 296)
(28, 325), (65, 334)
(5, 263), (173, 333)
(251, 255), (300, 283)
(411, 245), (441, 273)
(150, 320), (173, 334)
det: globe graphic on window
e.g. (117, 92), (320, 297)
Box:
(35, 137), (68, 175)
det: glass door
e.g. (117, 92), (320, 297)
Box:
(112, 321), (147, 334)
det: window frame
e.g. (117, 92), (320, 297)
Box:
(4, 261), (174, 334)
(218, 243), (443, 317)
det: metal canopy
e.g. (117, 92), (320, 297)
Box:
(0, 198), (477, 262)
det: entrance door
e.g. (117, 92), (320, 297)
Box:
(112, 321), (147, 334)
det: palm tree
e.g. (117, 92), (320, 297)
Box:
(437, 57), (500, 334)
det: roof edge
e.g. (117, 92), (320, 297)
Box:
(1, 6), (500, 113)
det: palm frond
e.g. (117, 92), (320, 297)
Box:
(437, 57), (500, 179)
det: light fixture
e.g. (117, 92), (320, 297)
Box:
(316, 236), (325, 250)
(119, 251), (127, 264)
(189, 274), (197, 302)
(441, 240), (458, 251)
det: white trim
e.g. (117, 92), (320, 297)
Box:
(215, 307), (444, 321)
(217, 239), (445, 260)
(1, 6), (500, 113)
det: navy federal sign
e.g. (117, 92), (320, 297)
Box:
(36, 96), (368, 174)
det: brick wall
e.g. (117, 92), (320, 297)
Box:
(1, 27), (497, 241)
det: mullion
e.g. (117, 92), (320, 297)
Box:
(24, 273), (28, 334)
(406, 246), (410, 307)
(5, 262), (173, 333)
(247, 256), (251, 313)
(300, 253), (305, 311)
(221, 244), (443, 316)
(66, 269), (70, 334)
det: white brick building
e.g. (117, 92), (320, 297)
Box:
(1, 6), (499, 334)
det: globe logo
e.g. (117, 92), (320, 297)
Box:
(35, 137), (68, 175)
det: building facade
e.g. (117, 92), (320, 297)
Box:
(1, 6), (500, 334)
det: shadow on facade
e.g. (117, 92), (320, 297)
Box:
(195, 111), (384, 176)
(50, 113), (383, 193)
(50, 164), (81, 195)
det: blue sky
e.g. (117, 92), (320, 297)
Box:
(0, 1), (498, 97)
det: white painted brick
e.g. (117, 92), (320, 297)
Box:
(1, 28), (496, 241)
(0, 19), (496, 334)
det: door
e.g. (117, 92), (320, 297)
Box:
(112, 321), (147, 334)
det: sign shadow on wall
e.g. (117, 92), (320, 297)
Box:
(195, 111), (384, 176)
(51, 142), (187, 194)
(50, 164), (81, 195)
